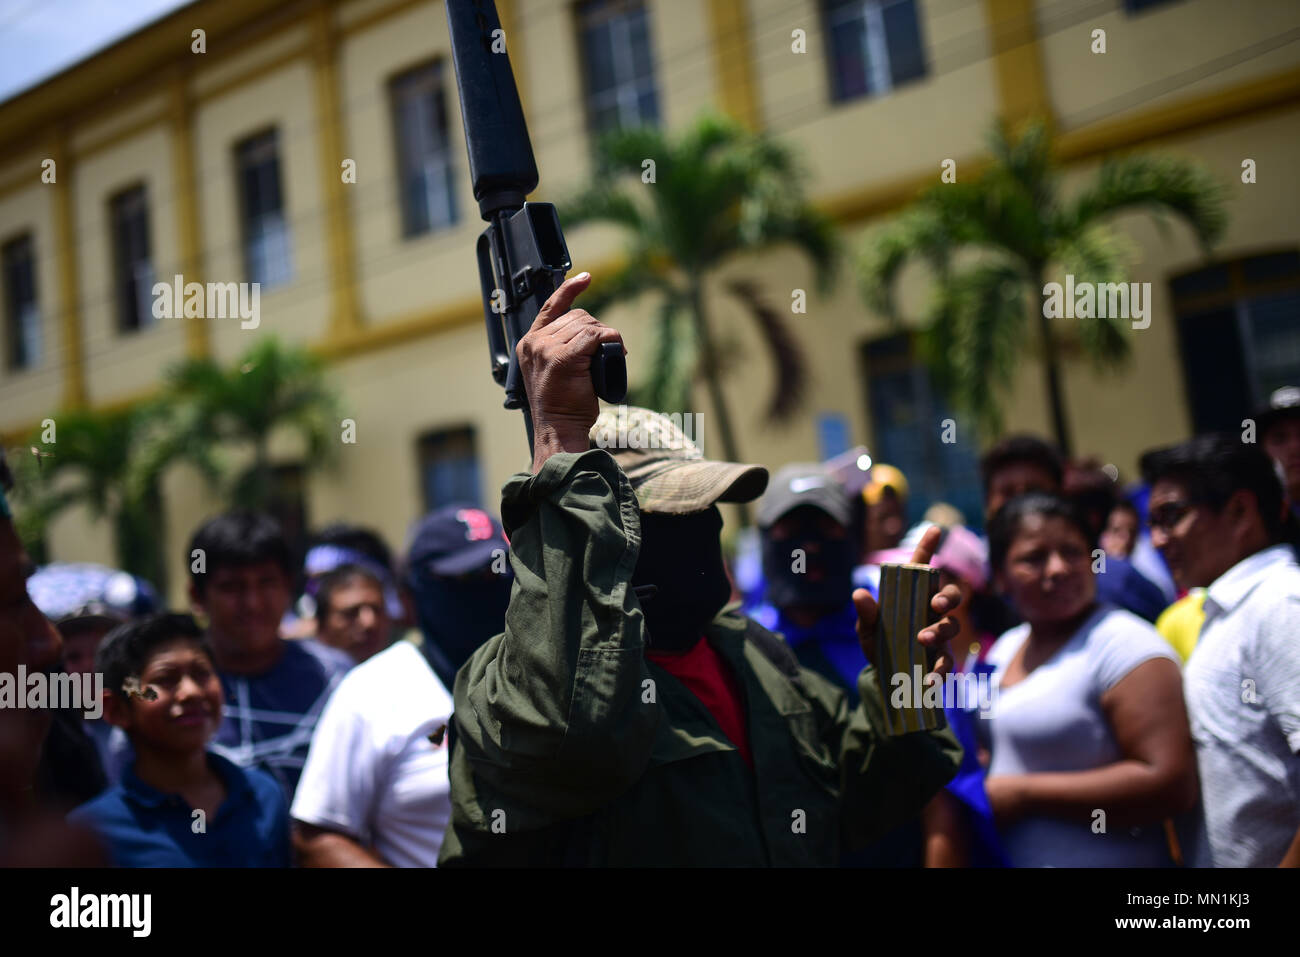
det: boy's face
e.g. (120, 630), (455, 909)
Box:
(192, 560), (291, 655)
(106, 638), (224, 753)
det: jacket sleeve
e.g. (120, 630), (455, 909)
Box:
(450, 448), (659, 831)
(811, 663), (963, 852)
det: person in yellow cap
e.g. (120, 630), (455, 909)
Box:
(862, 463), (909, 557)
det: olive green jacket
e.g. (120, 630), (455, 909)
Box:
(438, 449), (961, 866)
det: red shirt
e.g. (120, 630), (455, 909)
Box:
(646, 637), (753, 768)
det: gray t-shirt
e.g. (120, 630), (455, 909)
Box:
(984, 604), (1180, 867)
(1183, 545), (1300, 867)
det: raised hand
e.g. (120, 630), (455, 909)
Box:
(852, 524), (963, 679)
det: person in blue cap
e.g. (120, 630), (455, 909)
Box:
(291, 503), (512, 867)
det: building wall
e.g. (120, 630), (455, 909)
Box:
(0, 0), (1296, 606)
(73, 126), (188, 406)
(1039, 0), (1300, 127)
(0, 174), (62, 421)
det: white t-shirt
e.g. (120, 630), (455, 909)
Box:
(984, 604), (1180, 867)
(1184, 545), (1300, 867)
(291, 640), (453, 867)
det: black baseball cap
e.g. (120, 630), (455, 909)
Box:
(1255, 385), (1300, 435)
(757, 464), (852, 528)
(405, 504), (508, 578)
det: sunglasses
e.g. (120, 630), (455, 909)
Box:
(1148, 500), (1199, 533)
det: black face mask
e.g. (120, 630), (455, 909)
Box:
(632, 507), (731, 651)
(411, 574), (514, 687)
(761, 521), (856, 611)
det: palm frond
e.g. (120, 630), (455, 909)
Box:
(1051, 224), (1135, 370)
(726, 279), (807, 421)
(581, 255), (678, 315)
(556, 185), (647, 233)
(925, 261), (1031, 435)
(632, 296), (696, 413)
(1067, 153), (1228, 252)
(591, 125), (671, 178)
(738, 202), (839, 293)
(988, 118), (1056, 212)
(857, 204), (955, 318)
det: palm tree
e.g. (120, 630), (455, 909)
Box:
(11, 404), (216, 592)
(164, 337), (340, 511)
(559, 114), (839, 468)
(858, 119), (1227, 455)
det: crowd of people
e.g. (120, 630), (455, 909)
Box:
(2, 276), (1298, 868)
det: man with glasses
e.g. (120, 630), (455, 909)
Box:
(1140, 434), (1300, 867)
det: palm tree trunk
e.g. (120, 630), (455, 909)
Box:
(254, 438), (272, 511)
(1034, 267), (1073, 457)
(115, 483), (168, 595)
(688, 276), (752, 526)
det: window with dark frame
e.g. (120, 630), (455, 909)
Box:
(2, 234), (41, 371)
(109, 185), (155, 333)
(578, 0), (660, 137)
(823, 0), (927, 104)
(1171, 250), (1300, 435)
(390, 60), (458, 238)
(860, 333), (984, 531)
(417, 426), (482, 512)
(235, 129), (293, 288)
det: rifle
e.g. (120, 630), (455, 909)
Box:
(445, 0), (627, 456)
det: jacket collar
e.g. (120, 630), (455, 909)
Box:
(121, 750), (252, 811)
(1205, 544), (1297, 619)
(643, 610), (808, 767)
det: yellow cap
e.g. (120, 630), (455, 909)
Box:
(862, 463), (909, 506)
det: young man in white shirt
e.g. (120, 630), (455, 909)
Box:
(291, 505), (512, 867)
(1141, 434), (1300, 868)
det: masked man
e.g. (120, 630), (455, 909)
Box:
(439, 274), (963, 866)
(749, 464), (864, 705)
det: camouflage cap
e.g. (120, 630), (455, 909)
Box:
(590, 406), (768, 514)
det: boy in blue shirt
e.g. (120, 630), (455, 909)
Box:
(71, 613), (290, 867)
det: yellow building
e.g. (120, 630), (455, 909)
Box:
(1, 0), (1298, 602)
